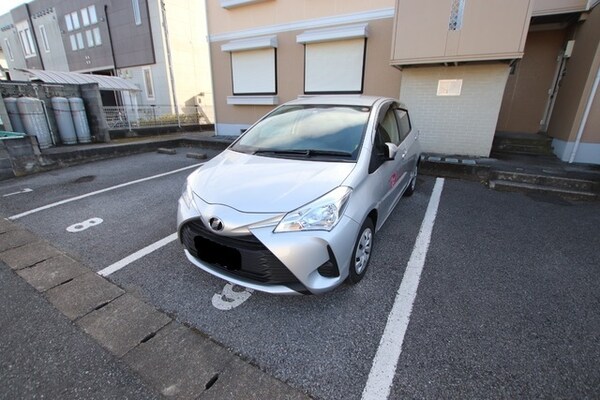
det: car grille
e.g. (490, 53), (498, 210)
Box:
(180, 219), (300, 285)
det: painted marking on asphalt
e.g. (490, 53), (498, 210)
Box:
(98, 233), (178, 277)
(2, 188), (33, 197)
(66, 217), (103, 233)
(212, 283), (254, 310)
(8, 164), (203, 220)
(361, 177), (445, 400)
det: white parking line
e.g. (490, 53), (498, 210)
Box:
(98, 233), (178, 277)
(361, 177), (445, 400)
(2, 188), (33, 197)
(8, 164), (202, 220)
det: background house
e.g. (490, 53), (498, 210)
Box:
(206, 0), (599, 165)
(0, 0), (214, 122)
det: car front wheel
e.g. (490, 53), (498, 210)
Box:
(347, 218), (374, 284)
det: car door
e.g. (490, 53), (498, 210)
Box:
(367, 102), (408, 226)
(395, 107), (419, 183)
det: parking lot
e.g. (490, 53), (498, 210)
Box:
(1, 149), (599, 399)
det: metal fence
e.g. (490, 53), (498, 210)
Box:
(103, 105), (211, 130)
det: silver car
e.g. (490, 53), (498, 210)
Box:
(177, 96), (420, 294)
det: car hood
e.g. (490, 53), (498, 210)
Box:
(189, 149), (356, 213)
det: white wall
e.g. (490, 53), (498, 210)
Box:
(136, 0), (213, 121)
(552, 139), (600, 164)
(400, 63), (510, 157)
(143, 0), (174, 110)
(33, 11), (69, 72)
(165, 0), (214, 121)
(0, 13), (28, 78)
(0, 48), (7, 79)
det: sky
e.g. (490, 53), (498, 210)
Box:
(0, 0), (33, 16)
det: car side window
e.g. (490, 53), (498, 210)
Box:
(395, 109), (411, 142)
(369, 106), (399, 174)
(380, 109), (400, 145)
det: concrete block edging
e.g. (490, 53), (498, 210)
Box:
(0, 217), (311, 399)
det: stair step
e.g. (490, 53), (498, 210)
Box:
(492, 143), (554, 156)
(492, 133), (553, 147)
(493, 137), (553, 146)
(492, 133), (555, 157)
(489, 179), (599, 201)
(491, 171), (600, 193)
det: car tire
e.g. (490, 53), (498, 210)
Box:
(404, 164), (418, 197)
(347, 218), (375, 284)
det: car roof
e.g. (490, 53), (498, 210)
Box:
(286, 95), (405, 108)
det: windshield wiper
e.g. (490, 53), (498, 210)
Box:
(254, 149), (353, 158)
(254, 149), (309, 156)
(304, 149), (353, 158)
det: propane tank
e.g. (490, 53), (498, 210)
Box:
(3, 97), (26, 134)
(68, 97), (91, 143)
(17, 97), (52, 149)
(51, 97), (77, 145)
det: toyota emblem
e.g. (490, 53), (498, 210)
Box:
(209, 217), (224, 231)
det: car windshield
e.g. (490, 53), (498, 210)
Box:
(231, 105), (371, 161)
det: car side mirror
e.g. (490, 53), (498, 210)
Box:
(385, 143), (398, 160)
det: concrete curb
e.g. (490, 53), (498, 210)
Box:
(0, 217), (311, 400)
(420, 154), (600, 201)
(40, 137), (233, 170)
(420, 158), (491, 183)
(0, 136), (235, 180)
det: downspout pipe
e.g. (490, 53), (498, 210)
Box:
(569, 64), (600, 163)
(104, 5), (118, 76)
(160, 0), (181, 128)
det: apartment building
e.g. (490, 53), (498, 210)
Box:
(206, 0), (600, 164)
(0, 46), (7, 80)
(0, 0), (213, 120)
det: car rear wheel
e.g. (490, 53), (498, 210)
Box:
(404, 164), (418, 197)
(347, 218), (374, 284)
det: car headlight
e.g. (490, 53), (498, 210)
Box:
(274, 186), (352, 233)
(181, 179), (195, 209)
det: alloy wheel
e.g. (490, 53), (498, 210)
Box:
(354, 228), (373, 274)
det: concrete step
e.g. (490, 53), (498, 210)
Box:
(490, 171), (600, 193)
(492, 133), (553, 146)
(492, 134), (554, 156)
(489, 179), (599, 201)
(492, 143), (555, 156)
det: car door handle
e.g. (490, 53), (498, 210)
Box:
(401, 150), (408, 159)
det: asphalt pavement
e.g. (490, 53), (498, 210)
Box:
(0, 148), (598, 399)
(391, 179), (600, 398)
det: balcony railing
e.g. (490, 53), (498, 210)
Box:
(103, 105), (212, 130)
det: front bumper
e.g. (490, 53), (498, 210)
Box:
(177, 194), (359, 295)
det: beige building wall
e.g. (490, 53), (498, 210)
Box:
(533, 0), (590, 16)
(207, 0), (394, 36)
(548, 5), (600, 141)
(391, 0), (532, 65)
(582, 86), (600, 143)
(209, 30), (303, 134)
(210, 15), (401, 135)
(497, 29), (567, 133)
(400, 64), (510, 157)
(546, 4), (600, 163)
